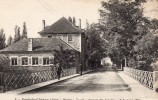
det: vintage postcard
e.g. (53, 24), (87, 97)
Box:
(0, 0), (158, 100)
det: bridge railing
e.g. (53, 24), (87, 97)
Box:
(124, 67), (158, 91)
(0, 67), (76, 92)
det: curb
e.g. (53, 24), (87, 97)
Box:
(117, 72), (132, 91)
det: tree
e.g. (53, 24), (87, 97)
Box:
(99, 0), (148, 66)
(149, 18), (158, 30)
(54, 45), (78, 69)
(72, 17), (76, 25)
(7, 35), (13, 46)
(68, 16), (72, 23)
(0, 54), (10, 71)
(134, 29), (158, 71)
(85, 19), (90, 30)
(86, 23), (108, 69)
(21, 22), (27, 39)
(0, 29), (6, 49)
(14, 25), (21, 43)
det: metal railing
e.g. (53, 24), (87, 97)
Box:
(0, 67), (76, 92)
(124, 67), (158, 91)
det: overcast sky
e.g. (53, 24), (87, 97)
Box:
(0, 0), (158, 39)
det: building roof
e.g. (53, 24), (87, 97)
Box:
(0, 38), (77, 53)
(39, 17), (82, 35)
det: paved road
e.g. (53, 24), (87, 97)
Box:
(19, 68), (158, 99)
(23, 68), (130, 94)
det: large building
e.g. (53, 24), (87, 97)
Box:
(38, 17), (89, 71)
(39, 17), (83, 52)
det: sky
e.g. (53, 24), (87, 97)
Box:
(0, 0), (158, 39)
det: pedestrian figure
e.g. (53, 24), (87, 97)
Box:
(79, 63), (82, 76)
(56, 63), (63, 80)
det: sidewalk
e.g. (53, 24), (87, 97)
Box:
(118, 72), (158, 100)
(6, 69), (93, 94)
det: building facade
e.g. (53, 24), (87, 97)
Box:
(0, 17), (89, 72)
(0, 38), (78, 68)
(38, 17), (89, 71)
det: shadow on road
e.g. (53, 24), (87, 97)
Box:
(22, 83), (130, 94)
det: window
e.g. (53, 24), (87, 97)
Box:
(32, 57), (38, 65)
(48, 36), (52, 38)
(43, 57), (49, 65)
(22, 57), (28, 65)
(11, 58), (17, 65)
(68, 35), (73, 42)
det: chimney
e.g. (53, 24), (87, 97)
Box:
(79, 19), (81, 29)
(28, 38), (33, 51)
(42, 20), (45, 30)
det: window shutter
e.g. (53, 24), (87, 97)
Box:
(49, 56), (54, 65)
(9, 57), (12, 66)
(18, 57), (21, 66)
(39, 57), (43, 65)
(28, 57), (32, 66)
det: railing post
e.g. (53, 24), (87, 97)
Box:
(0, 72), (5, 93)
(153, 71), (158, 92)
(153, 71), (156, 91)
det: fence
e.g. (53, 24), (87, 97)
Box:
(124, 67), (158, 91)
(0, 67), (76, 92)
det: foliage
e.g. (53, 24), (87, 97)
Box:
(135, 30), (158, 70)
(0, 54), (10, 71)
(72, 17), (76, 25)
(14, 25), (21, 43)
(99, 0), (149, 66)
(21, 22), (28, 39)
(7, 35), (13, 46)
(68, 16), (72, 23)
(86, 23), (108, 61)
(14, 22), (28, 43)
(54, 46), (78, 69)
(0, 29), (6, 49)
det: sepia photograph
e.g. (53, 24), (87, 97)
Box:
(0, 0), (158, 100)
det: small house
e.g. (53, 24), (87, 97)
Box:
(0, 38), (78, 68)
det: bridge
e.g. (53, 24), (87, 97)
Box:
(3, 67), (157, 100)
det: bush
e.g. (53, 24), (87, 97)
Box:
(0, 54), (10, 71)
(128, 58), (137, 68)
(150, 61), (158, 71)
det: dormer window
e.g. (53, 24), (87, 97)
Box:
(68, 35), (73, 42)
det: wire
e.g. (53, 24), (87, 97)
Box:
(43, 0), (55, 11)
(36, 0), (55, 15)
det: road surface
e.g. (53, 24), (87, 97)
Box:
(23, 69), (130, 93)
(19, 68), (158, 100)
